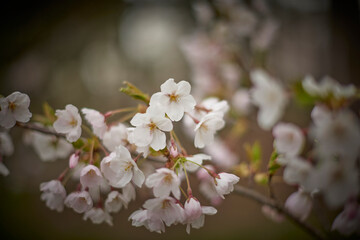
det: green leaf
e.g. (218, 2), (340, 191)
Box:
(293, 81), (318, 106)
(120, 81), (150, 104)
(267, 150), (281, 176)
(72, 138), (85, 149)
(244, 141), (262, 171)
(42, 102), (56, 123)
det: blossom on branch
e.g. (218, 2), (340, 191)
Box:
(53, 104), (82, 142)
(0, 92), (32, 129)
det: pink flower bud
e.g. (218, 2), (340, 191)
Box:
(69, 153), (79, 169)
(285, 190), (312, 221)
(185, 198), (202, 223)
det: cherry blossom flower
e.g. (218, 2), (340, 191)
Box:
(232, 89), (251, 115)
(80, 165), (103, 189)
(194, 113), (225, 148)
(81, 108), (107, 139)
(214, 173), (240, 199)
(197, 165), (223, 205)
(283, 157), (312, 187)
(0, 132), (14, 157)
(273, 123), (304, 157)
(149, 78), (196, 121)
(331, 201), (360, 236)
(0, 162), (9, 176)
(102, 123), (128, 151)
(69, 153), (79, 168)
(83, 208), (113, 226)
(105, 191), (128, 213)
(100, 145), (145, 188)
(145, 168), (181, 199)
(184, 154), (211, 172)
(143, 197), (184, 227)
(32, 131), (73, 162)
(186, 205), (217, 234)
(204, 138), (238, 169)
(303, 75), (356, 99)
(197, 97), (229, 117)
(122, 183), (136, 204)
(40, 180), (67, 212)
(0, 92), (32, 129)
(129, 209), (165, 233)
(127, 127), (151, 157)
(285, 190), (313, 221)
(250, 69), (287, 130)
(130, 106), (172, 151)
(310, 108), (360, 165)
(53, 104), (82, 142)
(184, 198), (202, 223)
(65, 191), (93, 213)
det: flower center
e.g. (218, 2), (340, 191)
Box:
(87, 169), (97, 177)
(161, 199), (170, 209)
(148, 122), (157, 132)
(69, 118), (78, 127)
(8, 102), (16, 111)
(163, 174), (173, 184)
(168, 93), (179, 103)
(124, 162), (133, 171)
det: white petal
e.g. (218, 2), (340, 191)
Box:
(150, 130), (166, 151)
(132, 168), (145, 187)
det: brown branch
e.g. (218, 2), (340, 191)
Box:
(16, 122), (65, 138)
(233, 185), (326, 240)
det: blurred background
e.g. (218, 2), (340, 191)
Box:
(0, 0), (359, 239)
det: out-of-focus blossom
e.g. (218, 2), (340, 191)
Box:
(285, 190), (313, 221)
(69, 153), (79, 169)
(0, 162), (9, 176)
(83, 208), (113, 226)
(122, 183), (136, 204)
(0, 132), (14, 157)
(103, 123), (128, 151)
(0, 92), (32, 129)
(250, 69), (287, 130)
(40, 180), (66, 212)
(283, 157), (312, 187)
(251, 19), (279, 51)
(204, 139), (238, 169)
(32, 131), (73, 162)
(273, 123), (304, 157)
(261, 205), (284, 223)
(53, 104), (82, 142)
(81, 108), (107, 139)
(332, 201), (360, 236)
(149, 78), (196, 122)
(101, 146), (145, 188)
(105, 191), (128, 213)
(232, 89), (251, 115)
(184, 154), (211, 172)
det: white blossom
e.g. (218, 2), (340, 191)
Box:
(250, 69), (287, 130)
(149, 78), (196, 121)
(194, 113), (225, 148)
(81, 108), (107, 139)
(80, 165), (103, 189)
(32, 131), (73, 162)
(145, 168), (181, 199)
(214, 172), (240, 199)
(65, 191), (93, 213)
(184, 198), (202, 223)
(261, 205), (284, 223)
(53, 104), (82, 142)
(0, 92), (32, 129)
(83, 208), (113, 226)
(130, 106), (172, 151)
(204, 138), (238, 169)
(122, 183), (136, 204)
(331, 201), (360, 236)
(129, 209), (165, 233)
(184, 154), (211, 172)
(273, 123), (304, 157)
(143, 197), (184, 227)
(40, 180), (67, 212)
(0, 132), (14, 157)
(100, 145), (145, 188)
(283, 157), (312, 188)
(0, 162), (9, 176)
(103, 123), (128, 151)
(186, 205), (217, 234)
(285, 190), (313, 221)
(232, 89), (251, 115)
(105, 191), (128, 213)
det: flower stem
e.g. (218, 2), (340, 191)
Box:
(185, 159), (219, 178)
(181, 161), (192, 196)
(170, 131), (187, 155)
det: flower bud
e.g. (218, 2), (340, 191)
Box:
(69, 153), (79, 169)
(285, 190), (312, 221)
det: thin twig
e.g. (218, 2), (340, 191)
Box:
(233, 185), (326, 240)
(16, 122), (65, 138)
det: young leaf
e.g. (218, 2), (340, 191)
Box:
(267, 150), (281, 176)
(244, 141), (262, 171)
(120, 81), (150, 104)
